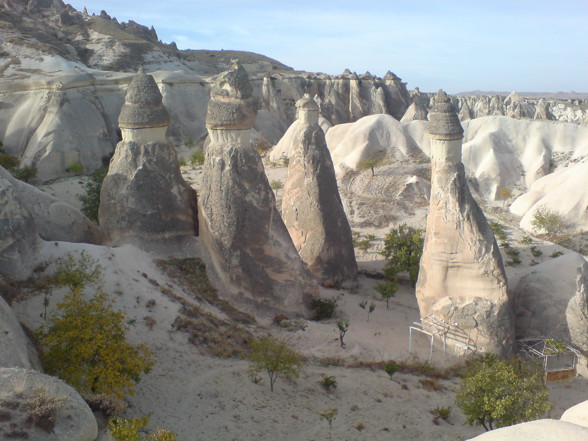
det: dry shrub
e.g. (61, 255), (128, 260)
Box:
(82, 393), (128, 417)
(418, 378), (444, 392)
(25, 386), (67, 433)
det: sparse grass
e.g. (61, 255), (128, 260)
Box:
(155, 258), (256, 358)
(190, 150), (205, 166)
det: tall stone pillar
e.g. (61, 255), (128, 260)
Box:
(99, 68), (198, 245)
(282, 94), (357, 288)
(199, 60), (317, 317)
(415, 90), (514, 355)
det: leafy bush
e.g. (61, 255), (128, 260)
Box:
(39, 254), (153, 399)
(109, 416), (178, 441)
(66, 161), (85, 174)
(270, 179), (283, 191)
(456, 354), (552, 431)
(190, 149), (204, 166)
(550, 251), (564, 258)
(79, 166), (108, 222)
(531, 205), (570, 235)
(357, 156), (382, 176)
(310, 297), (338, 321)
(248, 337), (304, 392)
(13, 166), (37, 183)
(383, 362), (400, 377)
(0, 148), (19, 171)
(320, 375), (337, 392)
(381, 224), (424, 286)
(520, 235), (533, 245)
(530, 246), (543, 257)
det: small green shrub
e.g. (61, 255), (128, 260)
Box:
(248, 337), (303, 392)
(531, 205), (570, 235)
(520, 236), (533, 245)
(358, 300), (375, 321)
(550, 251), (564, 258)
(310, 297), (338, 321)
(190, 150), (204, 166)
(432, 406), (452, 423)
(13, 166), (37, 183)
(66, 161), (85, 174)
(383, 362), (400, 377)
(109, 416), (178, 441)
(320, 375), (337, 392)
(353, 233), (376, 252)
(336, 319), (349, 347)
(178, 156), (187, 167)
(319, 408), (338, 441)
(0, 148), (19, 171)
(79, 166), (108, 223)
(374, 280), (397, 309)
(506, 256), (522, 266)
(505, 248), (520, 257)
(530, 246), (543, 257)
(270, 180), (283, 191)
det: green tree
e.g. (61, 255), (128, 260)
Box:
(249, 337), (304, 392)
(456, 354), (552, 431)
(39, 254), (153, 399)
(380, 224), (424, 286)
(531, 205), (570, 236)
(79, 165), (108, 223)
(374, 280), (397, 309)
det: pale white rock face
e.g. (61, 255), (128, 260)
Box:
(0, 367), (98, 441)
(510, 252), (588, 348)
(268, 116), (332, 163)
(0, 169), (41, 280)
(0, 297), (36, 369)
(511, 161), (588, 232)
(121, 126), (167, 144)
(416, 91), (514, 355)
(325, 114), (423, 176)
(282, 100), (358, 288)
(0, 167), (102, 244)
(561, 401), (588, 428)
(465, 419), (588, 441)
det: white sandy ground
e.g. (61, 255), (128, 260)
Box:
(13, 160), (587, 441)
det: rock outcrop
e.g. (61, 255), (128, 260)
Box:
(561, 401), (588, 428)
(415, 90), (514, 355)
(400, 101), (428, 122)
(99, 68), (198, 246)
(0, 296), (38, 369)
(282, 95), (357, 287)
(465, 419), (588, 441)
(199, 60), (317, 316)
(0, 168), (41, 279)
(0, 367), (98, 441)
(512, 252), (587, 345)
(0, 167), (102, 244)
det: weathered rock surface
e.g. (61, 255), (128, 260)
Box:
(282, 95), (357, 287)
(0, 168), (41, 279)
(400, 101), (428, 123)
(0, 167), (102, 244)
(465, 419), (588, 441)
(561, 401), (588, 428)
(0, 296), (37, 369)
(567, 261), (588, 351)
(200, 61), (317, 316)
(0, 367), (98, 441)
(99, 69), (198, 245)
(415, 91), (514, 355)
(511, 252), (588, 348)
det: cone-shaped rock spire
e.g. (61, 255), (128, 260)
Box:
(119, 68), (169, 129)
(205, 60), (257, 130)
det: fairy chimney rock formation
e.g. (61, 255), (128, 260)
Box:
(282, 94), (358, 287)
(200, 60), (317, 317)
(99, 68), (198, 246)
(118, 67), (170, 143)
(415, 90), (514, 355)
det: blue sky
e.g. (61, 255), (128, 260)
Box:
(66, 0), (588, 93)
